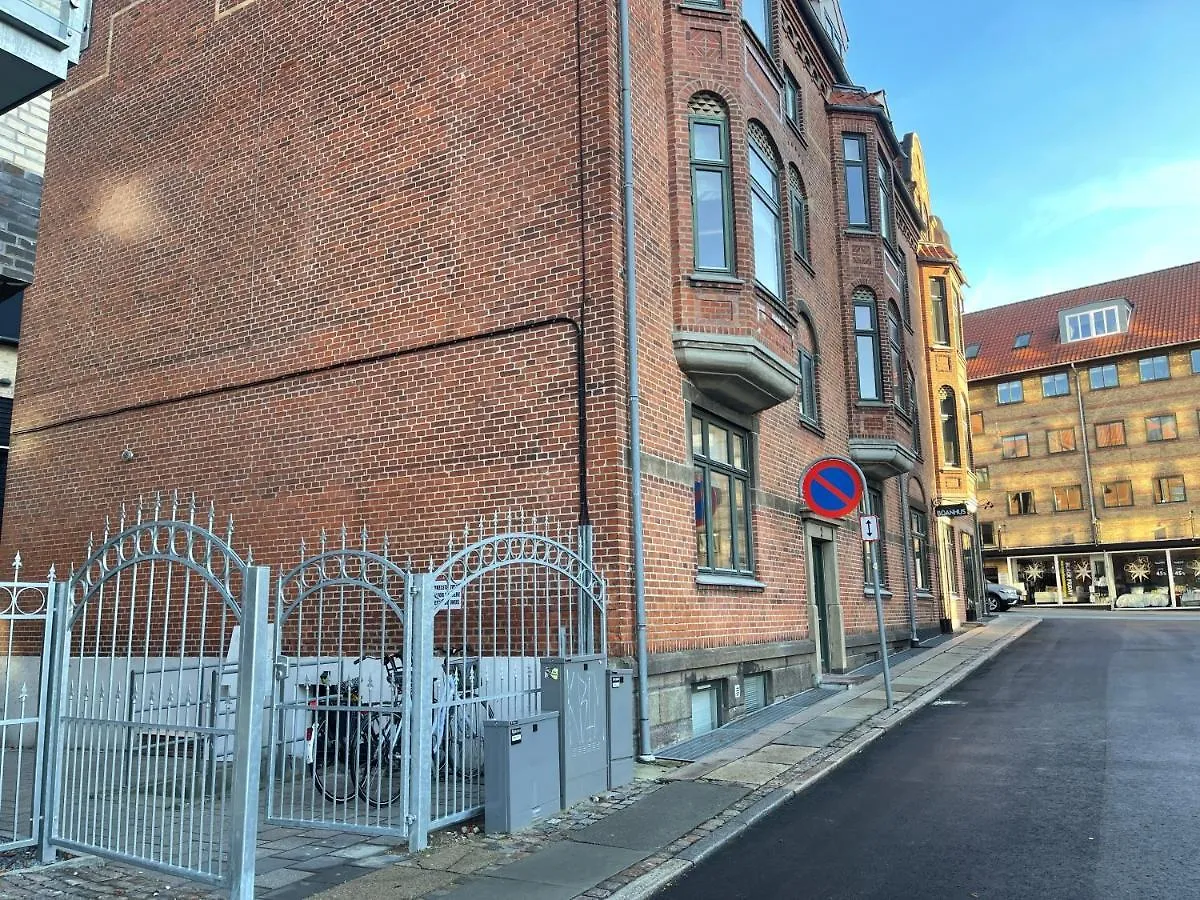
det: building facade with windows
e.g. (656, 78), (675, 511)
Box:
(965, 263), (1200, 608)
(5, 0), (948, 748)
(905, 133), (982, 628)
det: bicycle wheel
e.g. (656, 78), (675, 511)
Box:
(311, 719), (358, 803)
(357, 714), (405, 807)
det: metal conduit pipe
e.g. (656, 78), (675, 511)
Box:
(616, 0), (653, 760)
(899, 473), (919, 645)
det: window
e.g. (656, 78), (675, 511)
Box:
(1041, 372), (1070, 397)
(1095, 420), (1126, 448)
(1001, 434), (1030, 459)
(970, 411), (984, 434)
(929, 277), (950, 344)
(783, 70), (801, 131)
(1013, 332), (1032, 349)
(965, 343), (981, 360)
(788, 167), (810, 265)
(1192, 348), (1200, 374)
(1153, 475), (1186, 504)
(907, 366), (921, 455)
(1088, 364), (1118, 390)
(748, 124), (784, 301)
(853, 290), (882, 401)
(1046, 427), (1076, 454)
(976, 466), (990, 488)
(888, 303), (906, 408)
(688, 95), (734, 274)
(742, 0), (771, 52)
(980, 522), (996, 547)
(862, 486), (886, 587)
(996, 380), (1023, 405)
(1053, 485), (1083, 512)
(843, 135), (869, 227)
(1007, 491), (1036, 516)
(798, 318), (819, 426)
(939, 388), (961, 467)
(1102, 481), (1133, 508)
(1139, 355), (1170, 382)
(1064, 304), (1120, 342)
(877, 158), (894, 244)
(1145, 414), (1178, 442)
(910, 508), (930, 591)
(691, 410), (753, 574)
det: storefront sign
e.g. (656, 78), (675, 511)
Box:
(935, 502), (970, 519)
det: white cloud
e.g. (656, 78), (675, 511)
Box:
(963, 158), (1200, 311)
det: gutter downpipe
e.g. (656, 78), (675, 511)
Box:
(1071, 363), (1100, 545)
(899, 473), (919, 645)
(617, 0), (654, 761)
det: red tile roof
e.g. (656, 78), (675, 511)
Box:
(963, 261), (1200, 381)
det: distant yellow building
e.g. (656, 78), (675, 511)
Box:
(964, 263), (1200, 608)
(904, 134), (982, 628)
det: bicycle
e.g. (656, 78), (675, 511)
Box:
(306, 652), (492, 805)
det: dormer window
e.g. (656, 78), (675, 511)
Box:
(1060, 299), (1131, 344)
(1013, 332), (1031, 349)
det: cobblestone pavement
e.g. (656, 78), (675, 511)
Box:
(0, 616), (1035, 900)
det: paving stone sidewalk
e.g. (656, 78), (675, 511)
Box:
(0, 615), (1037, 900)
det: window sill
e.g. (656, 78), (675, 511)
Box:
(677, 2), (733, 19)
(754, 285), (798, 327)
(785, 118), (808, 148)
(863, 587), (893, 598)
(915, 590), (934, 600)
(697, 573), (766, 590)
(894, 404), (912, 424)
(856, 399), (889, 408)
(689, 271), (745, 288)
(741, 22), (780, 77)
(844, 227), (876, 237)
(793, 252), (815, 278)
(799, 416), (825, 439)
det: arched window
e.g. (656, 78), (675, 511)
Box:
(853, 288), (881, 401)
(788, 165), (810, 266)
(748, 123), (784, 301)
(688, 94), (734, 275)
(940, 387), (962, 467)
(798, 314), (819, 425)
(888, 301), (905, 408)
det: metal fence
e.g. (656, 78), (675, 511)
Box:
(11, 499), (605, 895)
(40, 496), (269, 897)
(0, 557), (54, 853)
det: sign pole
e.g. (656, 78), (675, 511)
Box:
(871, 537), (894, 708)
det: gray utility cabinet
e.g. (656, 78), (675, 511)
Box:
(606, 668), (634, 790)
(483, 711), (561, 834)
(540, 655), (608, 807)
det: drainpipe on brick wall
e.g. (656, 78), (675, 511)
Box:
(899, 473), (919, 645)
(617, 0), (653, 761)
(1071, 363), (1100, 545)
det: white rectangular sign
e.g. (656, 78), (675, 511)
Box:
(860, 515), (880, 542)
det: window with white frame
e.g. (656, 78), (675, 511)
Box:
(1064, 304), (1120, 342)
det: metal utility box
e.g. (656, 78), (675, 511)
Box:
(540, 655), (608, 807)
(606, 667), (634, 790)
(483, 711), (561, 834)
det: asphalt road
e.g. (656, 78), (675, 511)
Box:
(657, 615), (1200, 900)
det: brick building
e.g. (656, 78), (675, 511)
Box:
(6, 0), (951, 748)
(905, 133), (983, 628)
(965, 263), (1200, 609)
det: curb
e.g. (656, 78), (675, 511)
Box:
(604, 618), (1041, 900)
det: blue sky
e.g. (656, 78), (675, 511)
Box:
(840, 0), (1200, 311)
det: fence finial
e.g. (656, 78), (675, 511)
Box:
(11, 552), (21, 582)
(46, 563), (55, 582)
(171, 489), (181, 521)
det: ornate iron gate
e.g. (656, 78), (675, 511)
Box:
(41, 497), (269, 895)
(267, 527), (413, 839)
(0, 559), (55, 852)
(409, 517), (606, 849)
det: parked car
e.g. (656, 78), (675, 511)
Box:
(985, 582), (1021, 612)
